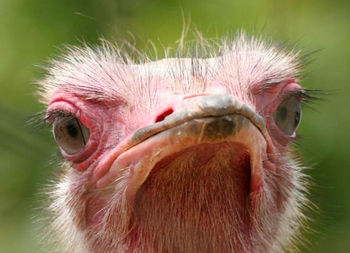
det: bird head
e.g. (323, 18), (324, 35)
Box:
(39, 34), (309, 253)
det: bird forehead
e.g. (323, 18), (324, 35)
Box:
(39, 37), (301, 108)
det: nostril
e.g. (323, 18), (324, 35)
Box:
(155, 108), (174, 122)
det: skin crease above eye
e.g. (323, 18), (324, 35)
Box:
(39, 35), (314, 253)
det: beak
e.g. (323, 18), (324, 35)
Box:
(95, 94), (272, 201)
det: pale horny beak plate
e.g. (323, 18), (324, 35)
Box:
(97, 94), (273, 202)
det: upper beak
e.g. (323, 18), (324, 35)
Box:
(94, 94), (272, 201)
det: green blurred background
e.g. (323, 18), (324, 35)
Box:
(0, 0), (349, 252)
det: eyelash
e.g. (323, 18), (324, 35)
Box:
(285, 89), (323, 105)
(45, 110), (74, 123)
(27, 110), (74, 129)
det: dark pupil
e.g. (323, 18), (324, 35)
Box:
(294, 107), (301, 127)
(66, 119), (79, 138)
(278, 106), (287, 121)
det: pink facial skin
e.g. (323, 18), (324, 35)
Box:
(255, 80), (303, 147)
(48, 91), (124, 170)
(41, 35), (309, 253)
(48, 81), (301, 172)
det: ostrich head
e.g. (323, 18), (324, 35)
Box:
(38, 34), (311, 253)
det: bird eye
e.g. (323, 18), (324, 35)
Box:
(273, 95), (302, 136)
(53, 116), (90, 154)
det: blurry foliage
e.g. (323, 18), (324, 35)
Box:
(0, 0), (349, 252)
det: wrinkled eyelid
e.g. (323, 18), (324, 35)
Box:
(45, 109), (74, 124)
(282, 89), (306, 102)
